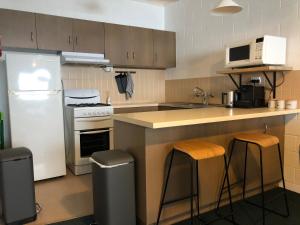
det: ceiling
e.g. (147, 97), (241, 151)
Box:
(133, 0), (179, 6)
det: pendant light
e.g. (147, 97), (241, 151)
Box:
(211, 0), (242, 15)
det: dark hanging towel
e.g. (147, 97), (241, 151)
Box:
(115, 74), (127, 94)
(115, 71), (136, 95)
(125, 72), (134, 99)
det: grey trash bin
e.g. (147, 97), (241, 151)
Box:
(0, 147), (36, 225)
(91, 150), (136, 225)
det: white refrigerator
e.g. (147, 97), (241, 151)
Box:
(6, 52), (66, 181)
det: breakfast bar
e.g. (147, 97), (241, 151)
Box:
(113, 107), (300, 225)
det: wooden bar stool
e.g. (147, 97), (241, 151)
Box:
(217, 133), (289, 225)
(156, 139), (234, 225)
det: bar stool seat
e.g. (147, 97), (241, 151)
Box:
(234, 133), (279, 148)
(174, 139), (225, 160)
(156, 138), (233, 225)
(217, 132), (289, 225)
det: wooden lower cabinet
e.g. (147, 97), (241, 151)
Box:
(36, 14), (73, 51)
(0, 8), (37, 49)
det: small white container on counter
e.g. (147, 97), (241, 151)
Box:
(285, 100), (298, 109)
(268, 99), (277, 109)
(275, 100), (285, 109)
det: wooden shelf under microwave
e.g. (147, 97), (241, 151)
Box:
(217, 66), (293, 99)
(217, 66), (293, 75)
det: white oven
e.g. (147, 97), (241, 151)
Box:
(63, 89), (114, 175)
(72, 116), (113, 175)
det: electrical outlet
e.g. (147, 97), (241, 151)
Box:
(250, 77), (262, 84)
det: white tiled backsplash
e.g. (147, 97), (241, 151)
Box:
(61, 65), (166, 105)
(165, 0), (300, 80)
(285, 114), (300, 193)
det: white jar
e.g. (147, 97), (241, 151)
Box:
(268, 99), (277, 109)
(275, 100), (285, 109)
(285, 100), (298, 109)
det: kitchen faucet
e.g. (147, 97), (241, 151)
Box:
(192, 87), (213, 105)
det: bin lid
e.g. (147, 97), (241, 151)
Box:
(91, 150), (134, 167)
(0, 147), (32, 162)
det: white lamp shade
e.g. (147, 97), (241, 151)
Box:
(211, 0), (242, 15)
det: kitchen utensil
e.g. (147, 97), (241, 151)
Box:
(222, 91), (234, 108)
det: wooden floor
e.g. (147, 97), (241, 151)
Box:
(0, 170), (93, 225)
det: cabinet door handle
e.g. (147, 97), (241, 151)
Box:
(132, 52), (135, 60)
(126, 52), (129, 60)
(30, 32), (34, 42)
(75, 36), (78, 45)
(68, 36), (71, 45)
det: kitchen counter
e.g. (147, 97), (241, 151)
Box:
(113, 107), (300, 129)
(113, 107), (300, 225)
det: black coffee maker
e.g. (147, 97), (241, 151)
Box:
(234, 85), (266, 108)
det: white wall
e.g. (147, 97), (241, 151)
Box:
(165, 0), (300, 80)
(0, 0), (165, 29)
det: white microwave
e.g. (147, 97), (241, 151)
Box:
(225, 35), (287, 68)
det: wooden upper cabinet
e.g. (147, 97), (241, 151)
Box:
(130, 27), (154, 67)
(105, 24), (154, 68)
(105, 24), (131, 66)
(0, 8), (176, 69)
(36, 14), (73, 51)
(0, 9), (37, 49)
(153, 30), (176, 68)
(105, 24), (176, 69)
(73, 19), (105, 53)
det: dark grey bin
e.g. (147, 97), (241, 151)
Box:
(91, 150), (136, 225)
(0, 147), (36, 225)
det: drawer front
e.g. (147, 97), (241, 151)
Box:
(74, 117), (113, 131)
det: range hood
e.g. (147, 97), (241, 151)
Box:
(60, 52), (110, 65)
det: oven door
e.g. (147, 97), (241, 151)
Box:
(74, 128), (114, 165)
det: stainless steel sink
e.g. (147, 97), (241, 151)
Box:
(159, 102), (222, 109)
(176, 103), (211, 109)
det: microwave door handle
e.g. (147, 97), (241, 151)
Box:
(80, 129), (112, 135)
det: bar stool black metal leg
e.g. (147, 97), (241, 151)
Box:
(242, 143), (248, 200)
(259, 147), (266, 225)
(217, 139), (236, 211)
(224, 155), (234, 221)
(156, 149), (175, 225)
(277, 143), (290, 217)
(196, 161), (200, 218)
(190, 158), (194, 225)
